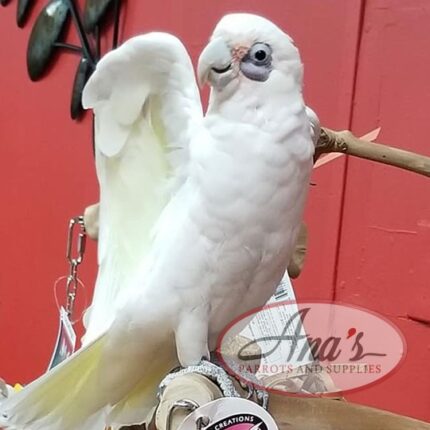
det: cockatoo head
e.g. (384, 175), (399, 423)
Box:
(197, 14), (303, 95)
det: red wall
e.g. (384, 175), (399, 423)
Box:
(0, 0), (429, 422)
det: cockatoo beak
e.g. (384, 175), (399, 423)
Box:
(197, 37), (232, 88)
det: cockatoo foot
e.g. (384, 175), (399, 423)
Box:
(158, 360), (240, 400)
(158, 360), (269, 410)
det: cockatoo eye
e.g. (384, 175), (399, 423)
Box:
(255, 50), (267, 61)
(240, 43), (273, 82)
(248, 43), (272, 65)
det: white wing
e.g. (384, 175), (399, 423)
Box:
(81, 33), (203, 342)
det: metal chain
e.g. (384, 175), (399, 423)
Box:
(65, 216), (86, 318)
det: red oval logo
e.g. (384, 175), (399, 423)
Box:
(216, 301), (406, 395)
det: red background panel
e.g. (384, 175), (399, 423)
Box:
(0, 0), (429, 422)
(334, 0), (430, 419)
(0, 1), (98, 383)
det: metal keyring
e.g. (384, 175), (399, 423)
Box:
(166, 399), (200, 430)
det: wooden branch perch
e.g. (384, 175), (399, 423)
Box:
(315, 128), (430, 177)
(149, 373), (430, 430)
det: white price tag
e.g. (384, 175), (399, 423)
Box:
(240, 272), (312, 376)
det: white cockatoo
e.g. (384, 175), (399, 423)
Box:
(0, 13), (315, 430)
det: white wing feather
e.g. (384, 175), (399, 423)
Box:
(0, 33), (203, 430)
(81, 33), (202, 342)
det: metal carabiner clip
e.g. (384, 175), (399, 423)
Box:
(66, 216), (86, 266)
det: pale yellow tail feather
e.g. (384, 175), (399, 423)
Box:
(0, 335), (107, 430)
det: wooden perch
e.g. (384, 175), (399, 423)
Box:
(149, 373), (430, 430)
(315, 128), (430, 177)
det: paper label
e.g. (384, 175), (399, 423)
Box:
(240, 273), (312, 375)
(178, 398), (278, 430)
